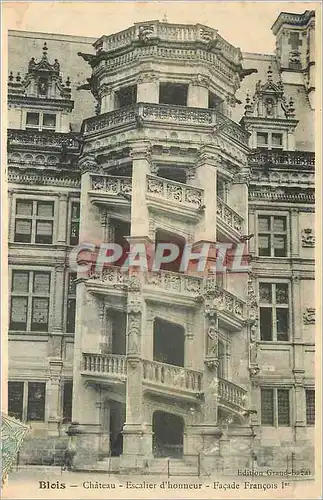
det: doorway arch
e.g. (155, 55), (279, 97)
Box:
(152, 411), (184, 458)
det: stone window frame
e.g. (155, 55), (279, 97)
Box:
(24, 110), (57, 132)
(8, 380), (47, 422)
(10, 193), (57, 245)
(256, 210), (290, 258)
(9, 266), (53, 333)
(67, 198), (80, 246)
(258, 279), (292, 342)
(255, 130), (285, 150)
(305, 388), (315, 426)
(260, 386), (291, 427)
(65, 272), (77, 334)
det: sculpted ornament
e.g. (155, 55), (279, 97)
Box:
(301, 228), (315, 247)
(303, 308), (315, 325)
(127, 314), (141, 354)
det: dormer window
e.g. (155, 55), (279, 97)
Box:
(257, 132), (283, 150)
(26, 112), (56, 131)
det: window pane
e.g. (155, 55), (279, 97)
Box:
(33, 272), (50, 294)
(35, 221), (53, 244)
(273, 217), (286, 232)
(276, 284), (288, 304)
(274, 236), (287, 257)
(26, 112), (39, 126)
(258, 235), (271, 256)
(43, 114), (56, 127)
(259, 283), (272, 303)
(306, 390), (315, 425)
(8, 382), (24, 420)
(257, 132), (268, 147)
(31, 298), (49, 331)
(37, 202), (54, 218)
(10, 297), (28, 330)
(62, 382), (73, 423)
(260, 308), (273, 341)
(261, 389), (274, 425)
(16, 200), (33, 216)
(258, 216), (270, 232)
(12, 271), (29, 293)
(277, 389), (290, 426)
(68, 273), (77, 296)
(27, 382), (45, 421)
(66, 299), (76, 333)
(272, 133), (283, 147)
(276, 309), (289, 341)
(14, 220), (32, 243)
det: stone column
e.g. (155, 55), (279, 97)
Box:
(121, 285), (153, 468)
(187, 75), (209, 108)
(56, 193), (68, 244)
(100, 84), (114, 113)
(130, 142), (151, 238)
(195, 146), (218, 243)
(47, 360), (63, 435)
(79, 155), (103, 245)
(137, 73), (159, 103)
(291, 209), (300, 257)
(200, 307), (222, 472)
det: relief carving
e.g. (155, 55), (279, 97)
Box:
(303, 308), (315, 325)
(301, 228), (315, 247)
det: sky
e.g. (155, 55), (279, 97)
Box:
(2, 1), (320, 54)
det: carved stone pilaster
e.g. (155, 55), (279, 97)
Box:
(204, 314), (219, 369)
(137, 72), (158, 84)
(190, 74), (210, 88)
(126, 292), (142, 357)
(79, 153), (101, 174)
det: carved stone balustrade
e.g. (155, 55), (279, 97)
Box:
(90, 174), (132, 195)
(145, 270), (203, 298)
(216, 197), (243, 234)
(218, 377), (247, 412)
(204, 278), (246, 328)
(82, 103), (249, 146)
(82, 353), (127, 381)
(249, 150), (315, 168)
(146, 174), (204, 214)
(94, 21), (241, 64)
(142, 359), (202, 395)
(7, 129), (80, 151)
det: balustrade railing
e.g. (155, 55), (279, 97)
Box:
(204, 279), (245, 320)
(145, 270), (203, 295)
(7, 129), (80, 150)
(217, 197), (243, 233)
(98, 21), (240, 64)
(146, 174), (203, 208)
(82, 353), (127, 378)
(83, 103), (249, 145)
(218, 377), (247, 409)
(142, 359), (202, 392)
(249, 150), (315, 168)
(90, 174), (132, 196)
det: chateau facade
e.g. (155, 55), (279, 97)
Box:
(7, 10), (316, 474)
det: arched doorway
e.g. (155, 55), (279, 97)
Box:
(152, 411), (184, 458)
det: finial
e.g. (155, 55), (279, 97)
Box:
(8, 71), (14, 82)
(267, 65), (273, 82)
(42, 42), (48, 56)
(65, 76), (71, 87)
(16, 72), (21, 82)
(162, 12), (168, 22)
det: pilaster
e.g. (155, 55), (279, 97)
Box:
(137, 73), (159, 103)
(195, 146), (218, 243)
(187, 75), (209, 108)
(130, 142), (151, 238)
(56, 194), (68, 244)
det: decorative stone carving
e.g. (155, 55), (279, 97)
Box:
(301, 228), (315, 247)
(137, 72), (158, 84)
(79, 153), (101, 174)
(190, 74), (210, 88)
(127, 314), (141, 354)
(303, 308), (315, 325)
